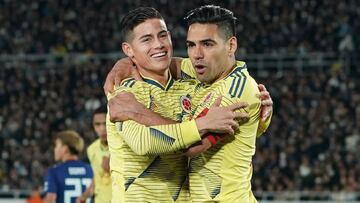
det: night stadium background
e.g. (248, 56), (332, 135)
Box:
(0, 0), (359, 202)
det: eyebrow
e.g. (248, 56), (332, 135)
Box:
(186, 38), (216, 44)
(139, 34), (152, 40)
(200, 38), (216, 44)
(138, 30), (168, 40)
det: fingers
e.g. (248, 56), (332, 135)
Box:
(103, 74), (115, 95)
(228, 101), (248, 110)
(211, 96), (222, 107)
(259, 90), (270, 99)
(260, 106), (273, 121)
(234, 111), (249, 120)
(258, 84), (266, 91)
(225, 126), (235, 135)
(229, 120), (239, 132)
(261, 99), (273, 106)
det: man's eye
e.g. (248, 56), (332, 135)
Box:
(204, 42), (213, 47)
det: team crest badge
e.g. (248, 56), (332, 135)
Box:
(180, 96), (192, 113)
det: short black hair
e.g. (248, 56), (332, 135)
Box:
(93, 105), (107, 118)
(184, 5), (237, 39)
(120, 7), (164, 42)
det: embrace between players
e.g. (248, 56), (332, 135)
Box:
(44, 5), (273, 203)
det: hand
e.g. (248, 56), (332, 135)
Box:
(76, 197), (86, 203)
(101, 156), (110, 172)
(258, 84), (273, 121)
(196, 96), (249, 136)
(184, 137), (212, 157)
(109, 92), (146, 122)
(103, 58), (142, 95)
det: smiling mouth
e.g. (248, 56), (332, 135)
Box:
(151, 51), (167, 58)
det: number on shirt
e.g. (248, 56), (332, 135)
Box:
(64, 178), (92, 203)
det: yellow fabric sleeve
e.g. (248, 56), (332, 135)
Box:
(116, 119), (201, 155)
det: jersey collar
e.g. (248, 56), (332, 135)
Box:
(141, 72), (174, 91)
(227, 63), (247, 78)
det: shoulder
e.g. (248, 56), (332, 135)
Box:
(108, 79), (150, 101)
(180, 58), (196, 79)
(87, 139), (100, 152)
(87, 139), (100, 159)
(224, 63), (259, 99)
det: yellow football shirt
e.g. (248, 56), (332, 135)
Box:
(181, 58), (272, 137)
(87, 139), (111, 203)
(183, 61), (261, 202)
(106, 74), (201, 203)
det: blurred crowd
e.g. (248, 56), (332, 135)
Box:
(253, 66), (360, 199)
(0, 60), (111, 190)
(0, 0), (359, 55)
(0, 0), (359, 200)
(0, 61), (359, 198)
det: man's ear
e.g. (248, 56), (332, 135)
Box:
(122, 42), (134, 58)
(228, 36), (237, 55)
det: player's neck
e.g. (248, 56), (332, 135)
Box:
(139, 68), (170, 87)
(215, 59), (236, 83)
(61, 154), (78, 162)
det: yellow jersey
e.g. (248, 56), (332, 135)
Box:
(87, 139), (111, 203)
(182, 60), (261, 202)
(106, 73), (201, 203)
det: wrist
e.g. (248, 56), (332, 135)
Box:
(195, 117), (208, 136)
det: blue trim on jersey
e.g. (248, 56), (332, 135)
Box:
(228, 65), (247, 98)
(237, 72), (247, 98)
(123, 78), (136, 87)
(180, 71), (194, 80)
(211, 185), (221, 199)
(141, 73), (174, 91)
(149, 128), (175, 144)
(227, 64), (247, 78)
(116, 121), (123, 131)
(138, 156), (161, 178)
(124, 177), (136, 191)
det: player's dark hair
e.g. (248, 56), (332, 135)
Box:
(184, 5), (237, 39)
(120, 7), (164, 42)
(56, 130), (84, 155)
(93, 105), (107, 118)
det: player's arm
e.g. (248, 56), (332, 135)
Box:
(184, 84), (273, 157)
(109, 92), (176, 126)
(43, 169), (57, 203)
(257, 84), (273, 136)
(44, 193), (57, 203)
(114, 98), (247, 155)
(76, 180), (94, 203)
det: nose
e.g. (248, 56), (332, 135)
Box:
(100, 124), (106, 133)
(154, 37), (164, 49)
(193, 46), (204, 60)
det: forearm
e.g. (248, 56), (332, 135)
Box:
(79, 181), (94, 201)
(129, 108), (177, 126)
(44, 193), (56, 203)
(118, 119), (201, 155)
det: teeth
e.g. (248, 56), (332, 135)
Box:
(152, 52), (166, 57)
